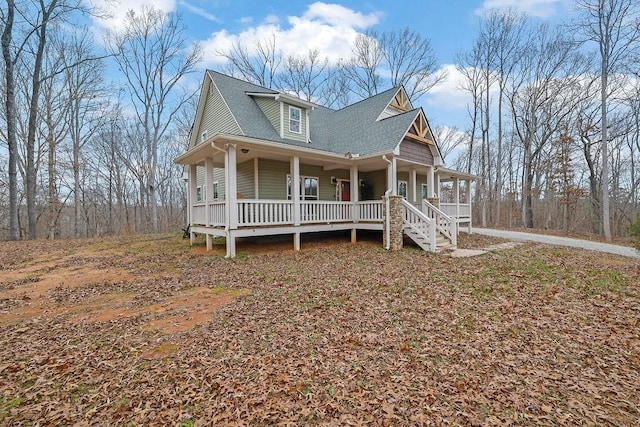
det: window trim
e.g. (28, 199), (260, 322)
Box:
(421, 183), (428, 199)
(289, 106), (302, 134)
(196, 185), (204, 202)
(398, 180), (408, 198)
(287, 174), (319, 200)
(212, 181), (219, 200)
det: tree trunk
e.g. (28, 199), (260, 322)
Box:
(601, 63), (612, 241)
(2, 0), (19, 240)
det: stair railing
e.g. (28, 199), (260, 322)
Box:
(421, 199), (457, 246)
(402, 199), (436, 252)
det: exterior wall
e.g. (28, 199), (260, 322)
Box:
(236, 160), (255, 199)
(398, 139), (434, 165)
(256, 159), (351, 201)
(254, 97), (279, 131)
(214, 168), (226, 199)
(258, 159), (289, 199)
(283, 103), (308, 142)
(196, 82), (241, 145)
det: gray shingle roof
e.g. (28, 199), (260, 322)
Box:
(208, 70), (420, 156)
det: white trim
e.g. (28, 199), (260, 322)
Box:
(289, 105), (302, 134)
(196, 185), (204, 202)
(253, 157), (259, 198)
(212, 181), (219, 200)
(305, 110), (310, 142)
(287, 174), (319, 200)
(279, 102), (284, 138)
(336, 179), (350, 201)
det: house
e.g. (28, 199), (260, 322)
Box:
(175, 71), (477, 257)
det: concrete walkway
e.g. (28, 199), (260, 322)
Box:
(472, 228), (640, 259)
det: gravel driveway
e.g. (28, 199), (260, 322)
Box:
(473, 228), (640, 259)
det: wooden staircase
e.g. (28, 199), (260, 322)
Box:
(401, 200), (456, 252)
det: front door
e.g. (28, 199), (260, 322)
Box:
(339, 180), (351, 201)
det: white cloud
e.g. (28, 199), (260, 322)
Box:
(239, 16), (253, 24)
(475, 0), (560, 18)
(425, 64), (472, 111)
(87, 0), (177, 33)
(200, 2), (381, 67)
(179, 1), (220, 22)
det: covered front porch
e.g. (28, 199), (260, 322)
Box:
(176, 134), (475, 257)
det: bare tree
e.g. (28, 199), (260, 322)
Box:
(340, 31), (383, 99)
(106, 6), (201, 233)
(575, 0), (640, 241)
(279, 49), (330, 101)
(218, 34), (281, 88)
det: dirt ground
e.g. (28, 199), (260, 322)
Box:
(1, 232), (639, 425)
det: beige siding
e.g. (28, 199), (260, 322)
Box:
(236, 160), (255, 199)
(254, 98), (280, 133)
(398, 139), (434, 165)
(283, 103), (308, 142)
(258, 159), (289, 199)
(214, 168), (225, 199)
(196, 82), (241, 146)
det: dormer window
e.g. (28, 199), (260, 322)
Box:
(289, 106), (301, 134)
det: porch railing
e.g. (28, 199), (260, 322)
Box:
(192, 199), (383, 228)
(237, 200), (293, 226)
(439, 203), (471, 219)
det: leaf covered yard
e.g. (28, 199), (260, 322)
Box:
(1, 234), (639, 425)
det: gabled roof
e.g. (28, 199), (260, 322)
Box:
(203, 70), (441, 157)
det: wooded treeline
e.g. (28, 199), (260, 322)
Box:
(1, 0), (639, 241)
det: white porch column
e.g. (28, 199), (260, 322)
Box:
(427, 166), (435, 199)
(387, 157), (397, 195)
(454, 177), (460, 217)
(224, 144), (238, 258)
(205, 157), (214, 250)
(466, 179), (473, 233)
(189, 165), (197, 246)
(350, 164), (358, 243)
(253, 157), (259, 198)
(435, 173), (441, 198)
(291, 156), (301, 250)
(409, 169), (417, 205)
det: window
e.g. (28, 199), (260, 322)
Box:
(289, 106), (301, 134)
(287, 174), (318, 200)
(201, 130), (208, 142)
(398, 181), (408, 198)
(422, 183), (428, 199)
(196, 186), (203, 202)
(212, 182), (219, 200)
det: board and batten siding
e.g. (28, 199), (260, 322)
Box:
(398, 139), (434, 165)
(236, 160), (255, 199)
(196, 81), (241, 146)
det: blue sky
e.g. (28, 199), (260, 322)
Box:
(87, 0), (577, 130)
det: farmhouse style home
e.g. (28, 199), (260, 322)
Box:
(176, 71), (476, 257)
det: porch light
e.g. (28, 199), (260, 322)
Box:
(241, 148), (249, 154)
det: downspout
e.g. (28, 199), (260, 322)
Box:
(383, 155), (392, 250)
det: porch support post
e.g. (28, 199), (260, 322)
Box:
(225, 144), (238, 258)
(435, 173), (441, 199)
(291, 156), (301, 251)
(205, 157), (214, 250)
(350, 164), (358, 243)
(387, 157), (397, 195)
(189, 165), (197, 246)
(427, 166), (435, 199)
(466, 179), (473, 233)
(409, 168), (417, 205)
(454, 177), (460, 218)
(253, 157), (259, 198)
